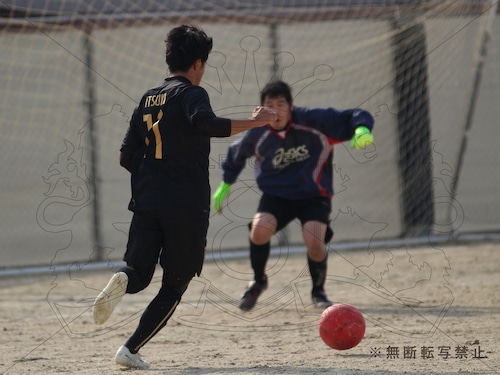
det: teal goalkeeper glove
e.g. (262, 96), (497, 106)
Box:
(212, 182), (231, 213)
(351, 126), (374, 149)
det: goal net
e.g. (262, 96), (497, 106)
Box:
(0, 1), (498, 267)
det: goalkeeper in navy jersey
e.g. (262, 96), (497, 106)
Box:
(212, 80), (374, 311)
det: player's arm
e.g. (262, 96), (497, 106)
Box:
(119, 106), (144, 173)
(119, 152), (133, 172)
(229, 106), (277, 135)
(293, 106), (374, 148)
(194, 106), (277, 137)
(212, 133), (256, 213)
(189, 86), (276, 136)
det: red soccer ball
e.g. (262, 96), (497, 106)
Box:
(318, 303), (366, 350)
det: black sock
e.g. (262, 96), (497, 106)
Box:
(118, 265), (155, 294)
(125, 285), (182, 353)
(308, 254), (328, 294)
(250, 241), (270, 284)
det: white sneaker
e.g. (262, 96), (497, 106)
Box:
(92, 272), (128, 325)
(115, 345), (150, 369)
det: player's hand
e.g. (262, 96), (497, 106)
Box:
(251, 106), (277, 124)
(351, 126), (374, 149)
(212, 181), (231, 214)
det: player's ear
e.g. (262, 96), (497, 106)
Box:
(192, 59), (203, 71)
(289, 100), (294, 111)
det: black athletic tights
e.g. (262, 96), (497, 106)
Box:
(118, 265), (191, 354)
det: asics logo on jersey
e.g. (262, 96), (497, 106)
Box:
(272, 145), (310, 168)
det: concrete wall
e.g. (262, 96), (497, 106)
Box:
(0, 14), (498, 268)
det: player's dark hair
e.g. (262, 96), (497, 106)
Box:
(260, 80), (293, 105)
(165, 24), (213, 73)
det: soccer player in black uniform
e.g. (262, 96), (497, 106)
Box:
(91, 24), (276, 370)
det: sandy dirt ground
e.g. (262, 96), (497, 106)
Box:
(0, 241), (499, 375)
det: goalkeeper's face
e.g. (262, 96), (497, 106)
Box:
(262, 95), (293, 131)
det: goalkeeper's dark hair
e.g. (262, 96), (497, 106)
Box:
(165, 24), (213, 73)
(260, 80), (293, 105)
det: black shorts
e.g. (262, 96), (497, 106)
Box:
(123, 212), (208, 277)
(257, 194), (331, 231)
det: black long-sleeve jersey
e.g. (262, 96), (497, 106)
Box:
(120, 76), (231, 216)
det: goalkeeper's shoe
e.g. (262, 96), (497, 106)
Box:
(239, 278), (268, 311)
(92, 272), (128, 325)
(312, 291), (333, 308)
(115, 346), (150, 370)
